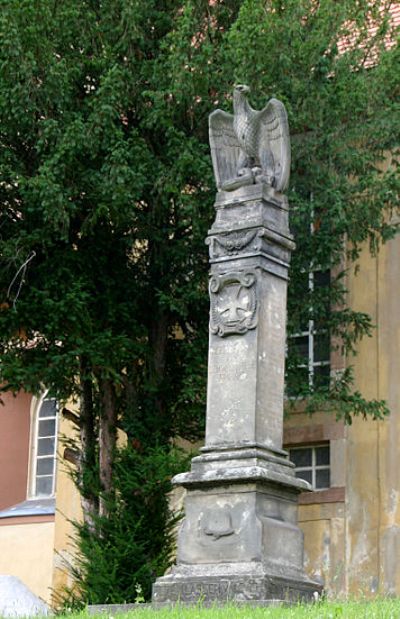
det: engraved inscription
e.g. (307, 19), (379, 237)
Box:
(209, 270), (258, 337)
(154, 578), (267, 602)
(212, 361), (255, 382)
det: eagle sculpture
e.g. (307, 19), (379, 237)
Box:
(209, 85), (291, 193)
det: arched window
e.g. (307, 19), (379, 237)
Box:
(29, 394), (59, 498)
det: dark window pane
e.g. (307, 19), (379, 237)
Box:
(314, 332), (330, 363)
(37, 457), (54, 476)
(298, 271), (310, 296)
(39, 399), (57, 418)
(289, 336), (309, 360)
(316, 446), (330, 466)
(286, 365), (309, 397)
(35, 476), (53, 496)
(290, 448), (312, 467)
(39, 419), (56, 437)
(316, 469), (330, 489)
(299, 315), (310, 333)
(37, 437), (55, 456)
(290, 209), (312, 238)
(314, 270), (330, 289)
(313, 364), (330, 388)
(295, 470), (312, 484)
(314, 319), (327, 334)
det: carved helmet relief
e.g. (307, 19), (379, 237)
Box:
(201, 507), (235, 541)
(209, 270), (258, 337)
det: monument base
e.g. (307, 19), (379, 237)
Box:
(153, 562), (322, 604)
(152, 451), (323, 606)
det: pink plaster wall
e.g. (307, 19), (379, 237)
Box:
(0, 392), (32, 510)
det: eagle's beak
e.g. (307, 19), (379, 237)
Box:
(234, 84), (250, 93)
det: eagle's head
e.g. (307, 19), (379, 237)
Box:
(233, 84), (250, 114)
(234, 84), (250, 94)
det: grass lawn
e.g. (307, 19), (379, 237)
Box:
(67, 599), (400, 619)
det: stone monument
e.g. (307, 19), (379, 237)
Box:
(0, 576), (49, 617)
(152, 85), (323, 604)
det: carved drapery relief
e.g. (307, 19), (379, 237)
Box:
(207, 229), (263, 260)
(209, 270), (258, 337)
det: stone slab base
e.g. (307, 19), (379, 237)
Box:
(153, 571), (322, 605)
(88, 601), (289, 612)
(88, 604), (142, 614)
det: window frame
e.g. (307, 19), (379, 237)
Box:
(288, 268), (331, 390)
(287, 200), (332, 395)
(289, 443), (331, 490)
(28, 392), (59, 499)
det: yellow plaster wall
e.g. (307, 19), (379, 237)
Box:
(346, 233), (400, 596)
(0, 522), (54, 603)
(299, 503), (346, 596)
(284, 410), (346, 596)
(51, 414), (83, 607)
(284, 232), (400, 598)
(375, 235), (400, 595)
(346, 243), (380, 595)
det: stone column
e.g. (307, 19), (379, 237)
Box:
(152, 183), (322, 604)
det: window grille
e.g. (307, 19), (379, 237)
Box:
(30, 396), (58, 498)
(288, 269), (331, 391)
(289, 445), (330, 490)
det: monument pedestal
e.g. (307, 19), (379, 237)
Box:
(153, 449), (321, 603)
(153, 185), (322, 604)
(154, 567), (318, 605)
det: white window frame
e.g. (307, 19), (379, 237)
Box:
(289, 269), (331, 389)
(289, 444), (330, 490)
(288, 201), (331, 391)
(28, 392), (59, 499)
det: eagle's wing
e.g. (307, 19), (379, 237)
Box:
(209, 109), (240, 191)
(257, 98), (291, 192)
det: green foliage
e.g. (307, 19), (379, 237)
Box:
(56, 445), (189, 607)
(0, 0), (398, 605)
(61, 597), (400, 618)
(0, 0), (398, 447)
(223, 0), (399, 415)
(287, 367), (389, 424)
(0, 0), (221, 439)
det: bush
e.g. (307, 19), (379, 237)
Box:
(57, 444), (189, 607)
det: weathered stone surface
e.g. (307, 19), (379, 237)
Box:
(154, 566), (320, 604)
(88, 604), (142, 613)
(0, 575), (49, 617)
(209, 270), (258, 337)
(153, 100), (322, 604)
(176, 485), (304, 569)
(208, 85), (291, 193)
(203, 189), (293, 454)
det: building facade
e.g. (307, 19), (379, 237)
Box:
(0, 391), (80, 605)
(284, 227), (400, 597)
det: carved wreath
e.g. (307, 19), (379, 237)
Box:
(209, 270), (258, 337)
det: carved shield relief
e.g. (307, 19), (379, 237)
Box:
(209, 270), (258, 337)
